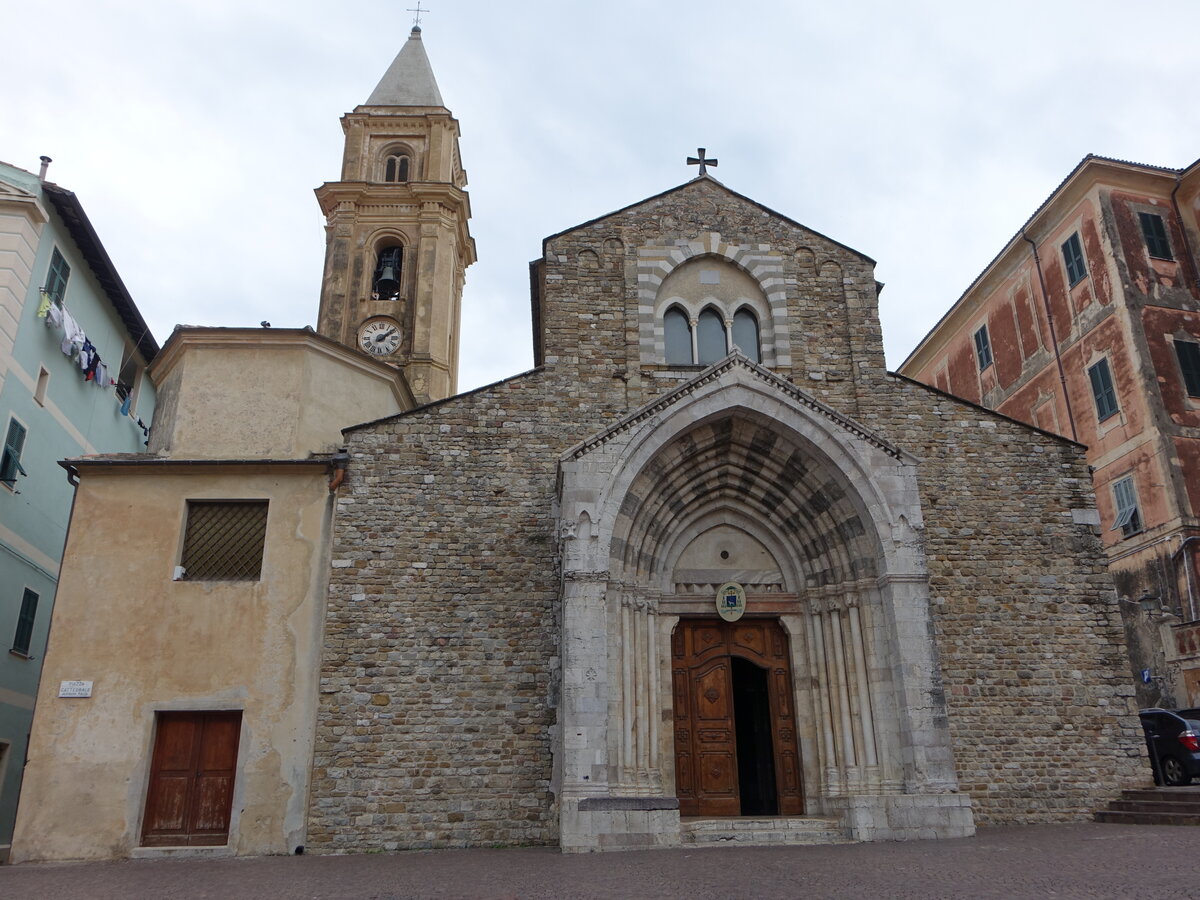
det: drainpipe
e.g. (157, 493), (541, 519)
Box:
(1022, 228), (1078, 442)
(328, 448), (350, 492)
(1172, 535), (1200, 622)
(1170, 173), (1200, 296)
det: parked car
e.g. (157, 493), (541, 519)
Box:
(1139, 708), (1200, 786)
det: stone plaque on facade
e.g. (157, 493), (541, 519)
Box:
(58, 680), (93, 698)
(716, 582), (746, 622)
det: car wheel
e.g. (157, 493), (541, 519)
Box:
(1161, 755), (1193, 787)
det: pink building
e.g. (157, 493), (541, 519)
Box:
(901, 155), (1200, 708)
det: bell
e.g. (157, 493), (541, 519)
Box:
(374, 266), (400, 298)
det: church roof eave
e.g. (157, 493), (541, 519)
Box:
(365, 27), (445, 107)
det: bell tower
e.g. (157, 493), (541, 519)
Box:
(316, 26), (475, 404)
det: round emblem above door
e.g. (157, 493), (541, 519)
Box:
(358, 318), (401, 356)
(715, 582), (746, 622)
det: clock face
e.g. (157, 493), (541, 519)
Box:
(359, 319), (401, 356)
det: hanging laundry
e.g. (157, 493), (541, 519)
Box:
(45, 302), (63, 329)
(94, 360), (107, 388)
(120, 393), (132, 416)
(37, 291), (52, 318)
(59, 308), (84, 359)
(79, 339), (96, 375)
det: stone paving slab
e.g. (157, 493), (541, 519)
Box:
(1, 824), (1196, 900)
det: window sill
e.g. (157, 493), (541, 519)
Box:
(174, 578), (262, 584)
(8, 649), (32, 660)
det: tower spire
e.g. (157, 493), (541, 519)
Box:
(366, 26), (444, 107)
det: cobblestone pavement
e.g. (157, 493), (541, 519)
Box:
(1, 824), (1196, 900)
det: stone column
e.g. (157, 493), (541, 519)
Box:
(560, 571), (612, 798)
(846, 592), (881, 789)
(877, 572), (960, 792)
(614, 592), (665, 794)
(808, 603), (841, 795)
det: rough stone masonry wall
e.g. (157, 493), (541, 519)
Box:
(309, 364), (632, 852)
(311, 373), (554, 850)
(864, 377), (1146, 825)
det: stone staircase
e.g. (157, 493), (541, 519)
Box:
(681, 816), (850, 846)
(1095, 786), (1200, 825)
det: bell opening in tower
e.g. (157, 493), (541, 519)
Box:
(373, 247), (403, 300)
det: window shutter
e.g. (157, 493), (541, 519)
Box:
(45, 248), (71, 303)
(13, 588), (38, 655)
(1088, 360), (1118, 421)
(1175, 341), (1200, 397)
(1139, 212), (1173, 260)
(1, 419), (27, 484)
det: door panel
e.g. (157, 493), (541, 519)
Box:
(689, 659), (739, 815)
(673, 619), (804, 817)
(143, 711), (242, 846)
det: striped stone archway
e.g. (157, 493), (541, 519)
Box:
(555, 358), (972, 850)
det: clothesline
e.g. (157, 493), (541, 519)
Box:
(38, 289), (151, 441)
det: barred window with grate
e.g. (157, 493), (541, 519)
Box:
(180, 501), (269, 581)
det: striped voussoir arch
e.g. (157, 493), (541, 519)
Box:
(609, 414), (879, 589)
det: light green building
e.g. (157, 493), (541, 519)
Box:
(0, 159), (158, 861)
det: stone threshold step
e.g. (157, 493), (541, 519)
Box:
(684, 832), (850, 846)
(1119, 790), (1200, 801)
(1108, 800), (1200, 814)
(1096, 814), (1200, 826)
(682, 816), (842, 832)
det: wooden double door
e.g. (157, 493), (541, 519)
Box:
(142, 710), (241, 846)
(672, 618), (803, 816)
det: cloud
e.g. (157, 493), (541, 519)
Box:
(3, 0), (1198, 390)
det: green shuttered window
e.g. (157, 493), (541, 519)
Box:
(1112, 476), (1142, 538)
(1175, 340), (1200, 398)
(12, 588), (38, 656)
(45, 248), (70, 303)
(1, 419), (27, 485)
(1088, 359), (1119, 422)
(1139, 212), (1173, 261)
(973, 325), (993, 371)
(1062, 233), (1087, 286)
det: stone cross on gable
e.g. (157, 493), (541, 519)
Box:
(408, 2), (428, 27)
(687, 148), (718, 177)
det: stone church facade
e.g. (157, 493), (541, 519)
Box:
(307, 162), (1144, 850)
(11, 27), (1145, 861)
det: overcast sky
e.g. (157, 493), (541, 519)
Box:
(3, 0), (1198, 391)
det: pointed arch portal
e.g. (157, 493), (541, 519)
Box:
(556, 361), (970, 850)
